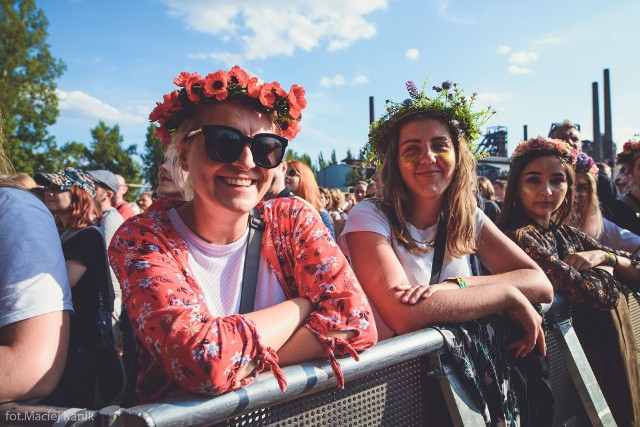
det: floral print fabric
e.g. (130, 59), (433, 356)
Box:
(108, 197), (376, 403)
(501, 217), (640, 310)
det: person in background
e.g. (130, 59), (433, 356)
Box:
(87, 170), (125, 341)
(365, 179), (376, 199)
(341, 79), (553, 426)
(549, 120), (618, 209)
(113, 174), (135, 220)
(477, 176), (501, 223)
(35, 167), (122, 408)
(353, 180), (367, 203)
(109, 66), (376, 404)
(597, 162), (612, 178)
(608, 140), (640, 236)
(0, 110), (72, 403)
(497, 137), (640, 425)
(156, 156), (188, 201)
(262, 156), (293, 200)
(344, 192), (357, 213)
(493, 179), (506, 208)
(8, 172), (37, 189)
(571, 153), (640, 254)
(136, 191), (153, 211)
(286, 160), (336, 240)
(327, 188), (348, 238)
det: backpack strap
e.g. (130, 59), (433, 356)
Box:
(239, 208), (265, 314)
(429, 211), (448, 285)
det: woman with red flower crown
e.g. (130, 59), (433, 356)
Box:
(608, 139), (640, 236)
(108, 66), (377, 404)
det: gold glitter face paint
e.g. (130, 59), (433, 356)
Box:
(434, 151), (454, 168)
(399, 151), (420, 169)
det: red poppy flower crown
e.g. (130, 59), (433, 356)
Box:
(149, 66), (307, 146)
(616, 138), (640, 170)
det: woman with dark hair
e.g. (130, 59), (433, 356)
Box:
(340, 79), (552, 425)
(285, 160), (336, 239)
(34, 167), (122, 408)
(108, 66), (376, 404)
(497, 137), (640, 426)
(609, 140), (640, 235)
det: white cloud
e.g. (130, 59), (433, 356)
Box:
(56, 90), (145, 124)
(497, 45), (510, 54)
(508, 65), (532, 75)
(161, 0), (388, 61)
(433, 0), (478, 24)
(187, 52), (244, 69)
(509, 51), (538, 65)
(533, 36), (569, 46)
(352, 74), (369, 85)
(405, 48), (420, 61)
(320, 75), (347, 88)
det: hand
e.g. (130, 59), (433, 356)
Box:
(504, 294), (546, 358)
(394, 283), (459, 304)
(563, 250), (607, 271)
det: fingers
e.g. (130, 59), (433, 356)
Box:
(394, 283), (412, 291)
(537, 328), (547, 357)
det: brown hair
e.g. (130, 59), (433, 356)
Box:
(287, 160), (322, 211)
(477, 176), (495, 201)
(66, 186), (102, 230)
(497, 150), (575, 228)
(378, 112), (477, 257)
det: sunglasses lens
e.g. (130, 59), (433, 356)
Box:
(202, 127), (244, 163)
(252, 136), (286, 168)
(201, 126), (287, 169)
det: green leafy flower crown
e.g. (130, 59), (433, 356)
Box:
(364, 78), (495, 167)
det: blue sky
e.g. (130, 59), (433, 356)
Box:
(39, 0), (640, 169)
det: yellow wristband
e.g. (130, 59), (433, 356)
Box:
(445, 276), (467, 289)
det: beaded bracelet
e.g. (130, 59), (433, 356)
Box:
(445, 277), (467, 289)
(606, 252), (618, 267)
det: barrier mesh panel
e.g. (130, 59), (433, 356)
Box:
(545, 328), (589, 427)
(627, 290), (640, 363)
(210, 357), (451, 427)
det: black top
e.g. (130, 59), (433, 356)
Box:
(276, 187), (294, 198)
(61, 226), (113, 348)
(607, 192), (640, 236)
(597, 172), (619, 215)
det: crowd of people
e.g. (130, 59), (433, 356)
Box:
(1, 66), (640, 426)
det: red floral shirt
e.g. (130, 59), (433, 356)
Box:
(108, 197), (377, 403)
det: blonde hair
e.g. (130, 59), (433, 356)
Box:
(329, 188), (345, 211)
(379, 113), (477, 257)
(570, 172), (603, 239)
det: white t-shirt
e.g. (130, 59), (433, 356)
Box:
(0, 187), (73, 328)
(167, 208), (286, 316)
(600, 218), (640, 255)
(338, 200), (485, 285)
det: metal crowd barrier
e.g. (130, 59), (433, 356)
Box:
(0, 295), (621, 427)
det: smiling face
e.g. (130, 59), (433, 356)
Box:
(284, 166), (301, 195)
(517, 155), (569, 227)
(396, 118), (456, 204)
(181, 101), (277, 215)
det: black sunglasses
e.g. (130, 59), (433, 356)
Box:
(187, 125), (288, 169)
(286, 169), (300, 177)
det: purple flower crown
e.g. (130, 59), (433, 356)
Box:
(511, 136), (579, 165)
(575, 152), (599, 175)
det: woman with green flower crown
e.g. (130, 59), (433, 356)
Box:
(496, 137), (640, 426)
(608, 139), (640, 236)
(338, 79), (553, 426)
(108, 66), (376, 404)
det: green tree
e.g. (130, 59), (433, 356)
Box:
(346, 148), (354, 162)
(57, 141), (90, 169)
(140, 124), (164, 190)
(317, 151), (328, 171)
(0, 0), (66, 175)
(330, 149), (337, 165)
(86, 121), (141, 184)
(344, 167), (362, 187)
